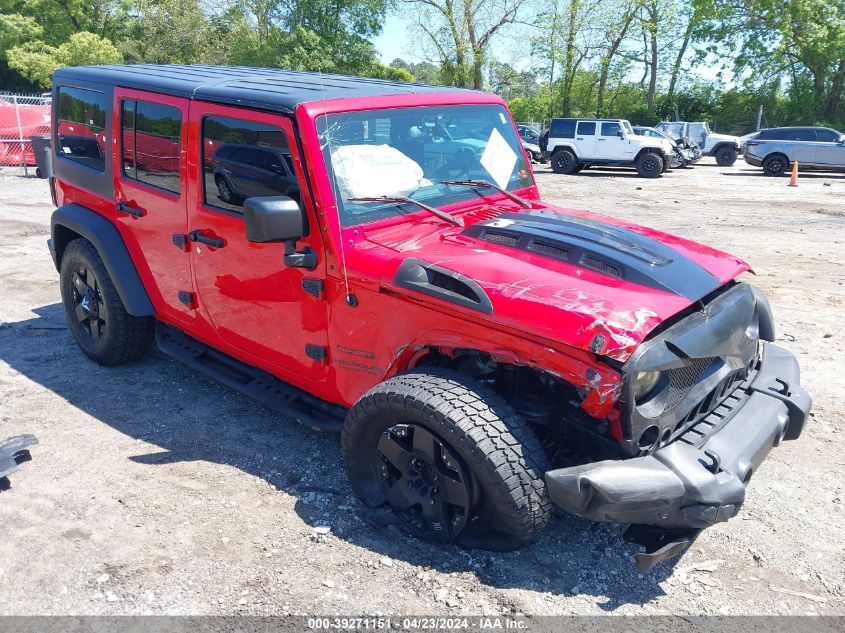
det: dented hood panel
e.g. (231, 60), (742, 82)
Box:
(356, 201), (750, 361)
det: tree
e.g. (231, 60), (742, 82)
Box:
(8, 32), (122, 87)
(405, 0), (527, 89)
(696, 0), (845, 121)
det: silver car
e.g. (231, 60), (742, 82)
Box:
(744, 126), (845, 176)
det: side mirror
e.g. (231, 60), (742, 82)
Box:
(617, 130), (624, 138)
(243, 196), (316, 269)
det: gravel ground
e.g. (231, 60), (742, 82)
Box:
(0, 160), (843, 616)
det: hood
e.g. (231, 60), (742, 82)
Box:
(356, 202), (750, 361)
(709, 132), (740, 144)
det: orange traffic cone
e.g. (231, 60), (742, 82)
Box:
(788, 161), (798, 186)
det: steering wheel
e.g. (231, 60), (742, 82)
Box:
(434, 148), (478, 179)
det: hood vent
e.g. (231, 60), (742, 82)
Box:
(584, 256), (621, 278)
(462, 211), (722, 301)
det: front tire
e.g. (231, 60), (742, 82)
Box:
(636, 152), (664, 178)
(715, 146), (738, 166)
(342, 368), (551, 550)
(59, 238), (154, 365)
(550, 149), (579, 174)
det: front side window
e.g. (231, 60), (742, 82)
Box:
(601, 122), (621, 137)
(56, 86), (109, 171)
(202, 116), (295, 214)
(121, 99), (182, 194)
(577, 121), (596, 136)
(317, 104), (532, 227)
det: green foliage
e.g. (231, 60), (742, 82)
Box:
(8, 32), (123, 87)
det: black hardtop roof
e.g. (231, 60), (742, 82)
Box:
(53, 64), (478, 114)
(551, 117), (629, 123)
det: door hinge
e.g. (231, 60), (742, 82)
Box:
(305, 344), (328, 363)
(172, 233), (188, 251)
(178, 291), (196, 308)
(301, 278), (325, 299)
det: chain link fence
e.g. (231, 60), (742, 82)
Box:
(0, 92), (52, 176)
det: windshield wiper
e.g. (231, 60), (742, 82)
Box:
(347, 196), (464, 227)
(440, 179), (532, 209)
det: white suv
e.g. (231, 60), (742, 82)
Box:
(655, 121), (741, 166)
(544, 118), (675, 178)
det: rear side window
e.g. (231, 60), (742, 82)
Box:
(56, 87), (109, 171)
(577, 121), (596, 136)
(549, 119), (575, 138)
(121, 99), (182, 194)
(785, 128), (816, 141)
(202, 115), (293, 214)
(601, 122), (621, 137)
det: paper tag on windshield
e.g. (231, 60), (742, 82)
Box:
(480, 128), (517, 189)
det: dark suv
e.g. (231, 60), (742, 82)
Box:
(210, 143), (299, 207)
(46, 64), (810, 570)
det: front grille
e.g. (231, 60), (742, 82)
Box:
(664, 357), (714, 410)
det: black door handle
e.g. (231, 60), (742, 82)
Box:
(116, 201), (144, 217)
(189, 230), (225, 248)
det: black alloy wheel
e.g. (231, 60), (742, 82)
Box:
(70, 265), (106, 342)
(376, 423), (473, 541)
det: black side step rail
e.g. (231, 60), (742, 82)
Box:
(155, 324), (346, 432)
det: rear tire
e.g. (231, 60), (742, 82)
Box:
(550, 149), (579, 175)
(59, 238), (154, 365)
(342, 368), (551, 551)
(635, 152), (664, 178)
(715, 146), (738, 166)
(762, 154), (789, 177)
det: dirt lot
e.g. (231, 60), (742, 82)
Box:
(0, 160), (843, 616)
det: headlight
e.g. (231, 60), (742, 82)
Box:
(633, 370), (662, 400)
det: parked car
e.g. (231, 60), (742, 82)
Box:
(656, 121), (742, 166)
(743, 126), (845, 176)
(211, 143), (299, 205)
(517, 125), (545, 163)
(545, 118), (675, 177)
(632, 125), (700, 168)
(47, 64), (810, 570)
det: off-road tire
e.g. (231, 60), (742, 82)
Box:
(550, 149), (579, 175)
(715, 146), (738, 166)
(762, 154), (789, 177)
(59, 238), (154, 365)
(342, 368), (552, 551)
(635, 152), (664, 178)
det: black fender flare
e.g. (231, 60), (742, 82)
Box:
(634, 146), (665, 161)
(550, 145), (578, 159)
(49, 203), (154, 317)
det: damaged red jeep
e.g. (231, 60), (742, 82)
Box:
(48, 65), (810, 569)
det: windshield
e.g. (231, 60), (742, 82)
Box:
(317, 104), (532, 227)
(658, 122), (685, 138)
(622, 121), (634, 134)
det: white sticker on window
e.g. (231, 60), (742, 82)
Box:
(480, 128), (517, 189)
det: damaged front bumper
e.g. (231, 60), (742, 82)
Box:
(545, 342), (810, 533)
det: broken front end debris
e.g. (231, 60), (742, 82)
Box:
(0, 435), (38, 491)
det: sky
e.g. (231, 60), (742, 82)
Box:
(373, 13), (727, 85)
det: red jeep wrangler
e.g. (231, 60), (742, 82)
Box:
(48, 65), (810, 569)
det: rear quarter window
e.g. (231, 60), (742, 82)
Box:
(549, 119), (575, 138)
(56, 87), (109, 171)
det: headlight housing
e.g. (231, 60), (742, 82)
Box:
(633, 370), (662, 401)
